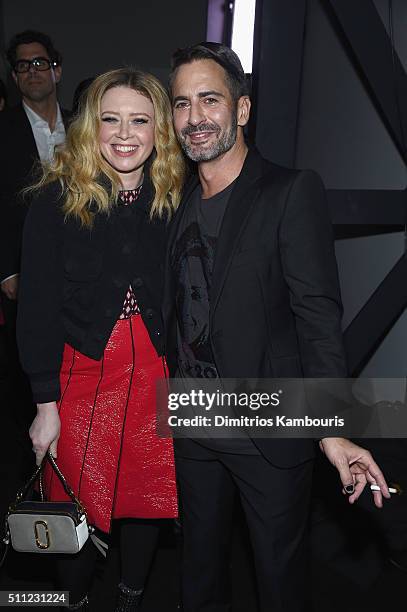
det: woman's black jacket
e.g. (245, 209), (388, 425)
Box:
(17, 179), (168, 404)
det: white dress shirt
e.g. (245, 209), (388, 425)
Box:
(23, 101), (66, 162)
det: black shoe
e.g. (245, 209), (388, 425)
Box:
(115, 583), (143, 611)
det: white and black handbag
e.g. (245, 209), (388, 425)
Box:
(3, 451), (93, 556)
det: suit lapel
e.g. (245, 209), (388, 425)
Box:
(16, 105), (39, 163)
(210, 148), (264, 317)
(163, 149), (266, 341)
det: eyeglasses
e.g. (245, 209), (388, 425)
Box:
(14, 57), (58, 74)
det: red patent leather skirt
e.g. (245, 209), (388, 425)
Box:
(42, 315), (177, 533)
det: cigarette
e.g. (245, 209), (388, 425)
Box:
(370, 484), (398, 494)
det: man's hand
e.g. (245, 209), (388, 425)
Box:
(319, 437), (391, 508)
(29, 402), (61, 465)
(1, 275), (19, 300)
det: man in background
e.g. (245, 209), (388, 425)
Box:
(0, 30), (70, 426)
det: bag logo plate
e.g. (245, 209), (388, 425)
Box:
(34, 520), (50, 549)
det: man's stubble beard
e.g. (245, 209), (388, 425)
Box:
(20, 78), (55, 104)
(180, 113), (238, 163)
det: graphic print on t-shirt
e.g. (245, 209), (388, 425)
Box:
(172, 219), (218, 378)
(172, 181), (235, 379)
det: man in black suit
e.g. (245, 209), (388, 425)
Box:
(164, 43), (390, 612)
(0, 30), (69, 418)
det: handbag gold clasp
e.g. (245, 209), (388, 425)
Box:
(34, 520), (50, 549)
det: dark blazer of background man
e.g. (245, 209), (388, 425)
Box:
(0, 30), (70, 294)
(164, 42), (390, 612)
(0, 30), (69, 421)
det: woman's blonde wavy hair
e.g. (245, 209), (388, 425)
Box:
(34, 68), (185, 226)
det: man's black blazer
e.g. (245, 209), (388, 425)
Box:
(163, 147), (348, 468)
(0, 104), (71, 282)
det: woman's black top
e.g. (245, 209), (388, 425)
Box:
(17, 178), (168, 404)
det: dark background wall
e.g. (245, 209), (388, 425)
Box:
(0, 0), (6, 81)
(0, 0), (208, 107)
(251, 0), (406, 390)
(296, 0), (407, 384)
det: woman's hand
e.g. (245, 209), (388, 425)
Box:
(29, 402), (61, 465)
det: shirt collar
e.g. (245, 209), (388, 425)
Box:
(23, 101), (64, 131)
(55, 103), (65, 131)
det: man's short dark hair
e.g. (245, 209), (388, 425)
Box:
(169, 42), (248, 103)
(6, 30), (62, 69)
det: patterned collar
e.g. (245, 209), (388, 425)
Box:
(118, 184), (143, 205)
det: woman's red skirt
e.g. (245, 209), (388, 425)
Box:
(43, 315), (177, 533)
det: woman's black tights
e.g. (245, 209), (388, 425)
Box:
(56, 519), (160, 605)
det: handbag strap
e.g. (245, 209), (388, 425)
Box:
(0, 521), (9, 570)
(14, 462), (43, 504)
(12, 451), (86, 515)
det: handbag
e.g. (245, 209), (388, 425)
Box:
(3, 451), (93, 555)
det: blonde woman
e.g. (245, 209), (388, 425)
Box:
(17, 68), (185, 611)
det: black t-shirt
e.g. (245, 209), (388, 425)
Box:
(173, 181), (233, 378)
(172, 180), (259, 455)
